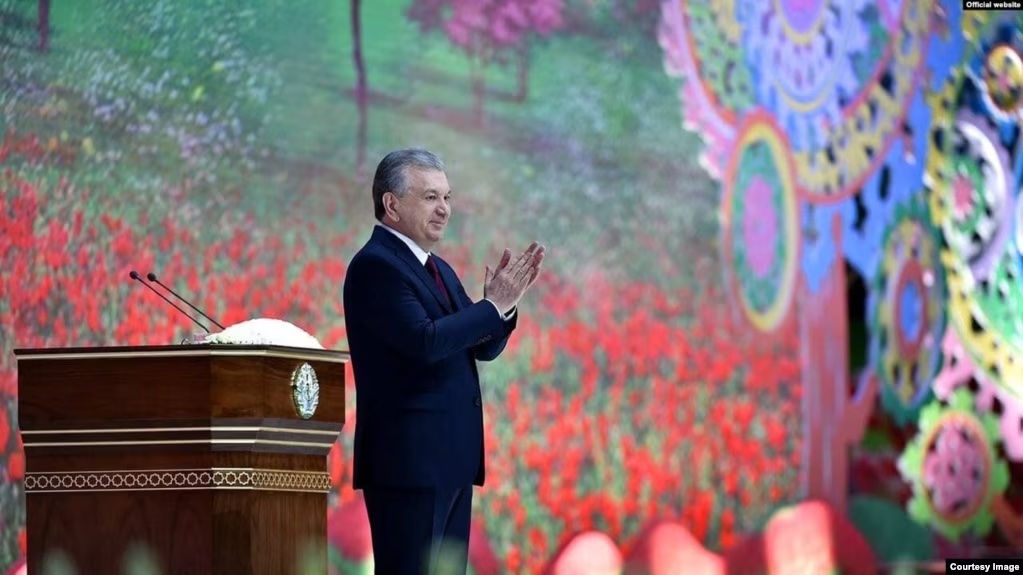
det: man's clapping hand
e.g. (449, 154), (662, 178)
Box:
(484, 242), (545, 315)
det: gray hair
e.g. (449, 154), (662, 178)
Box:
(372, 148), (446, 220)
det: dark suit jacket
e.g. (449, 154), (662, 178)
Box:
(343, 226), (517, 489)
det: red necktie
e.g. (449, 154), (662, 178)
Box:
(425, 255), (452, 307)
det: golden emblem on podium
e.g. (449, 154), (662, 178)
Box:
(290, 362), (320, 419)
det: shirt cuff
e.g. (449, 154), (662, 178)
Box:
(485, 299), (516, 321)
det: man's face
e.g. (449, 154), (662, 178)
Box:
(388, 168), (451, 250)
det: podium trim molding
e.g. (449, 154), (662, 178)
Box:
(25, 467), (332, 493)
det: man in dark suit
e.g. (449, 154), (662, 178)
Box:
(343, 148), (544, 574)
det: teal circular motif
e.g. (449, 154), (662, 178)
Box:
(869, 199), (946, 425)
(725, 130), (799, 332)
(732, 143), (787, 317)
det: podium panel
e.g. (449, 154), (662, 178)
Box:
(14, 345), (347, 575)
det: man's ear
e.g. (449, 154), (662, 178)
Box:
(382, 192), (400, 222)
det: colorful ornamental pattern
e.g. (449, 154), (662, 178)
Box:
(869, 199), (946, 425)
(745, 0), (932, 200)
(721, 112), (799, 333)
(942, 110), (1015, 282)
(658, 0), (753, 178)
(967, 19), (1023, 122)
(934, 328), (1023, 463)
(738, 0), (873, 152)
(925, 13), (1023, 398)
(660, 0), (934, 201)
(898, 389), (1009, 541)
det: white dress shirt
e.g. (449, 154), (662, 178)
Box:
(379, 224), (515, 321)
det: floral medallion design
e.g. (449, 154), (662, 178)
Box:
(898, 389), (1009, 541)
(721, 111), (800, 333)
(868, 199), (945, 424)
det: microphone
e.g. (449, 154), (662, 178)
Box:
(129, 270), (210, 333)
(146, 272), (225, 330)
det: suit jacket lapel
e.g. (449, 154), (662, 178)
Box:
(371, 227), (454, 313)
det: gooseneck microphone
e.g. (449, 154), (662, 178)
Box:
(129, 270), (210, 333)
(146, 272), (226, 330)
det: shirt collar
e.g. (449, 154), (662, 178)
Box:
(379, 224), (430, 265)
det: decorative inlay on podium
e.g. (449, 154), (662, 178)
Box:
(290, 362), (320, 419)
(24, 468), (331, 493)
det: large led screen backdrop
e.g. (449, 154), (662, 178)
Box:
(1, 0), (1022, 572)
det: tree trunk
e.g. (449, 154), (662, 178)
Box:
(513, 44), (529, 103)
(38, 0), (50, 53)
(351, 0), (368, 177)
(798, 214), (877, 514)
(468, 34), (488, 127)
(472, 71), (485, 127)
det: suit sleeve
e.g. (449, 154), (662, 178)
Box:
(473, 313), (515, 361)
(344, 254), (507, 363)
(459, 287), (516, 362)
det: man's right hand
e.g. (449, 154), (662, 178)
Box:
(484, 242), (545, 314)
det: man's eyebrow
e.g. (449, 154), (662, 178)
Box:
(422, 188), (452, 195)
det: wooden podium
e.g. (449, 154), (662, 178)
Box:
(13, 344), (347, 575)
